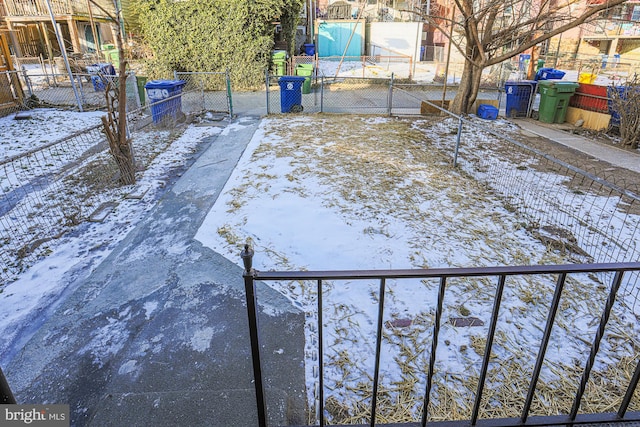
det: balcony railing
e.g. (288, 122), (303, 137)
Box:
(241, 246), (640, 426)
(3, 0), (114, 19)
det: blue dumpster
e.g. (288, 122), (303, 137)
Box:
(505, 80), (537, 118)
(278, 76), (306, 113)
(144, 79), (186, 123)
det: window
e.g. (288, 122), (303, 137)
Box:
(631, 5), (640, 21)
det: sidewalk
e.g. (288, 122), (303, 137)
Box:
(5, 116), (307, 426)
(513, 117), (640, 174)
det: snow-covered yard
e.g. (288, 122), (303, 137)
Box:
(196, 115), (640, 422)
(0, 110), (227, 363)
(1, 108), (638, 423)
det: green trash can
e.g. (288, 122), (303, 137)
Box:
(101, 44), (120, 68)
(537, 80), (579, 124)
(272, 50), (287, 76)
(136, 75), (148, 106)
(295, 63), (313, 94)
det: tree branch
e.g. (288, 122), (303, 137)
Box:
(487, 0), (627, 66)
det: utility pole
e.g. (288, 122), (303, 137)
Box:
(44, 0), (83, 112)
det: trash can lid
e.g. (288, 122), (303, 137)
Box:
(537, 80), (556, 87)
(554, 81), (579, 92)
(144, 79), (186, 89)
(505, 80), (537, 86)
(278, 76), (306, 82)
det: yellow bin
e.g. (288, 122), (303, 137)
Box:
(578, 72), (597, 84)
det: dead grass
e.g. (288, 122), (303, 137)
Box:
(214, 114), (640, 424)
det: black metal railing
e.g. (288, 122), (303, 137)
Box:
(1, 365), (16, 404)
(241, 245), (640, 427)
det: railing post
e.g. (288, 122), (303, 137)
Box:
(453, 117), (463, 167)
(570, 270), (624, 420)
(618, 356), (640, 419)
(241, 245), (267, 427)
(370, 278), (386, 427)
(1, 365), (16, 404)
(471, 274), (506, 425)
(421, 276), (447, 427)
(521, 273), (567, 424)
(226, 68), (233, 118)
(317, 279), (325, 426)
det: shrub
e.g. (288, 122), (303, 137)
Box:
(132, 0), (302, 89)
(608, 74), (640, 149)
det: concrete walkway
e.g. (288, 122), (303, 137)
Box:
(513, 117), (640, 174)
(5, 116), (307, 426)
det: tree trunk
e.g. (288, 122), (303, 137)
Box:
(450, 60), (484, 115)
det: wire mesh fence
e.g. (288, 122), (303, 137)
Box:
(0, 124), (120, 283)
(402, 90), (640, 307)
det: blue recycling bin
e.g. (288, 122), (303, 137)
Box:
(304, 43), (316, 56)
(535, 67), (566, 81)
(607, 85), (629, 127)
(518, 54), (531, 72)
(144, 79), (186, 123)
(87, 63), (115, 91)
(505, 80), (537, 118)
(278, 76), (306, 113)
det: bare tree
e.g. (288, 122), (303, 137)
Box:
(421, 0), (628, 114)
(92, 0), (136, 184)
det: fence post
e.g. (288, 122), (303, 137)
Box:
(388, 73), (394, 117)
(226, 68), (233, 117)
(320, 75), (324, 113)
(20, 66), (33, 98)
(453, 117), (463, 167)
(265, 69), (270, 115)
(0, 365), (16, 404)
(241, 245), (267, 427)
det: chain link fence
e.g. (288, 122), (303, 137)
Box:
(19, 71), (109, 110)
(0, 70), (230, 285)
(291, 55), (414, 80)
(0, 71), (25, 117)
(265, 71), (503, 116)
(174, 71), (233, 116)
